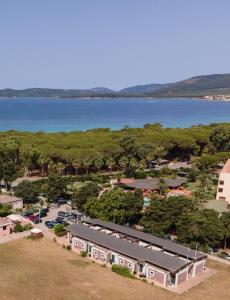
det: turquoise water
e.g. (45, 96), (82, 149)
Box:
(0, 97), (229, 132)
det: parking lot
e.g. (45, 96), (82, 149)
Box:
(32, 204), (85, 240)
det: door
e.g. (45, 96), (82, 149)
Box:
(111, 254), (115, 264)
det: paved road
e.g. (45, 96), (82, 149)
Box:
(208, 254), (230, 266)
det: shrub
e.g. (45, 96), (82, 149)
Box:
(111, 264), (135, 279)
(56, 230), (67, 237)
(66, 245), (71, 250)
(80, 251), (87, 257)
(54, 224), (65, 234)
(23, 223), (33, 231)
(14, 223), (24, 233)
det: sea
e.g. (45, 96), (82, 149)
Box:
(0, 97), (229, 132)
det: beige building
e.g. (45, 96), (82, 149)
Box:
(216, 159), (230, 203)
(0, 195), (23, 210)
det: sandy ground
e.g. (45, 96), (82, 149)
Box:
(0, 238), (229, 300)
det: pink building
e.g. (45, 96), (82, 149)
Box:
(0, 217), (11, 237)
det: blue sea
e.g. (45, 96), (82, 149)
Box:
(0, 97), (229, 132)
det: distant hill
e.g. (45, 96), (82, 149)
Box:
(119, 83), (171, 95)
(1, 74), (230, 98)
(147, 74), (230, 98)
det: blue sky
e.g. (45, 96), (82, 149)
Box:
(1, 0), (230, 90)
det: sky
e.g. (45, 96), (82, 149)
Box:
(1, 0), (230, 90)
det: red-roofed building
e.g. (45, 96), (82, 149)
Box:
(216, 159), (230, 203)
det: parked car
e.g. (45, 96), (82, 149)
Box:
(56, 198), (67, 205)
(41, 207), (49, 213)
(45, 221), (54, 229)
(218, 251), (230, 260)
(22, 211), (34, 217)
(27, 214), (36, 221)
(37, 210), (47, 218)
(55, 217), (65, 224)
(58, 211), (68, 218)
(67, 216), (78, 223)
(33, 217), (42, 224)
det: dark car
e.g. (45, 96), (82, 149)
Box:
(37, 210), (47, 218)
(58, 211), (68, 218)
(55, 217), (65, 224)
(56, 198), (67, 205)
(33, 217), (42, 224)
(45, 221), (54, 229)
(218, 251), (230, 260)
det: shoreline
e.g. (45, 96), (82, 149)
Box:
(0, 96), (229, 102)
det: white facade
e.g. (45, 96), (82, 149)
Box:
(216, 159), (230, 203)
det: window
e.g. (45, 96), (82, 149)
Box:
(94, 251), (98, 255)
(120, 260), (124, 265)
(220, 180), (224, 185)
(81, 243), (84, 248)
(128, 263), (132, 268)
(149, 270), (155, 276)
(101, 253), (105, 259)
(218, 188), (223, 193)
(75, 241), (78, 246)
(3, 226), (6, 231)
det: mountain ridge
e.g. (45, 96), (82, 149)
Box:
(1, 73), (230, 98)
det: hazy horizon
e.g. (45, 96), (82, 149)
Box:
(1, 0), (230, 90)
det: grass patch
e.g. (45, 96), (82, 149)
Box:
(111, 264), (135, 279)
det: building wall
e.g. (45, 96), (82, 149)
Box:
(146, 265), (167, 285)
(192, 260), (205, 277)
(0, 223), (11, 237)
(92, 246), (109, 263)
(117, 255), (136, 272)
(72, 237), (87, 252)
(11, 200), (23, 210)
(216, 173), (230, 203)
(176, 268), (188, 285)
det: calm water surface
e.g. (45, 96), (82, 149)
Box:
(0, 98), (229, 132)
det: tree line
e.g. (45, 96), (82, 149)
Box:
(0, 123), (230, 187)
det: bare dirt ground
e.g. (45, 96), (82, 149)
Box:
(0, 238), (229, 300)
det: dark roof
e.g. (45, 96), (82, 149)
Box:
(125, 177), (186, 190)
(66, 223), (189, 273)
(126, 178), (159, 190)
(85, 219), (206, 261)
(164, 177), (186, 188)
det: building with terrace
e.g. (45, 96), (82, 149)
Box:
(66, 219), (206, 288)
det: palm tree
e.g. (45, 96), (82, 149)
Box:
(56, 162), (65, 175)
(118, 156), (128, 171)
(129, 157), (138, 170)
(191, 188), (205, 212)
(139, 159), (147, 170)
(38, 155), (50, 177)
(94, 157), (104, 173)
(73, 159), (81, 175)
(82, 158), (92, 175)
(106, 157), (115, 174)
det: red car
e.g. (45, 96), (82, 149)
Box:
(26, 214), (36, 221)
